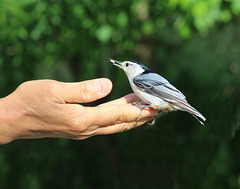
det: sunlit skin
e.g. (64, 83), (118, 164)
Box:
(0, 78), (157, 144)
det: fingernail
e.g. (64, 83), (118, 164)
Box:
(97, 79), (112, 95)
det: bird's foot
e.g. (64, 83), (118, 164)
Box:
(132, 101), (151, 121)
(147, 110), (163, 125)
(147, 116), (156, 125)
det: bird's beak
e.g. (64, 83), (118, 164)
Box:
(109, 58), (123, 68)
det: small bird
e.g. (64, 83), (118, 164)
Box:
(109, 58), (206, 125)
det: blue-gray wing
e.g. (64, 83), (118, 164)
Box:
(133, 73), (206, 123)
(133, 73), (187, 103)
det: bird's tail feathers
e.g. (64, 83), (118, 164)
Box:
(174, 101), (206, 125)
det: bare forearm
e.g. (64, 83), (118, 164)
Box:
(0, 96), (18, 144)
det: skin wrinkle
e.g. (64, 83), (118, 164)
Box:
(79, 83), (93, 103)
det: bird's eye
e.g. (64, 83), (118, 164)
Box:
(126, 63), (129, 67)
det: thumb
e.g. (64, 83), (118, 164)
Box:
(59, 78), (112, 103)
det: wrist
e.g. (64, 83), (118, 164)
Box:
(0, 97), (13, 144)
(0, 95), (25, 144)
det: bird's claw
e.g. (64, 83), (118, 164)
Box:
(147, 117), (156, 125)
(132, 101), (150, 121)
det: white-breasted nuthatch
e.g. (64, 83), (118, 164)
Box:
(109, 58), (206, 125)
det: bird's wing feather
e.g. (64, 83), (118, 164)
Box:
(133, 73), (187, 103)
(133, 73), (206, 123)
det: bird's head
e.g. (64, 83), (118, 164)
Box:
(109, 58), (151, 78)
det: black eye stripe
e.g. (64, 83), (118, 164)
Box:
(126, 63), (129, 67)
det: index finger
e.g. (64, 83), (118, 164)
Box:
(100, 93), (140, 106)
(86, 104), (158, 126)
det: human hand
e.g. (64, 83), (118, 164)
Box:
(0, 79), (157, 144)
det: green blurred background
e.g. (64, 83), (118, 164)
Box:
(0, 0), (240, 188)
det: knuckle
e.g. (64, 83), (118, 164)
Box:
(16, 80), (34, 92)
(114, 107), (125, 123)
(17, 80), (61, 95)
(64, 112), (91, 133)
(119, 121), (138, 133)
(118, 126), (127, 133)
(78, 84), (93, 102)
(67, 118), (86, 133)
(41, 80), (61, 95)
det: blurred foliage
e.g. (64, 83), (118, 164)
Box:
(0, 0), (240, 188)
(168, 0), (240, 37)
